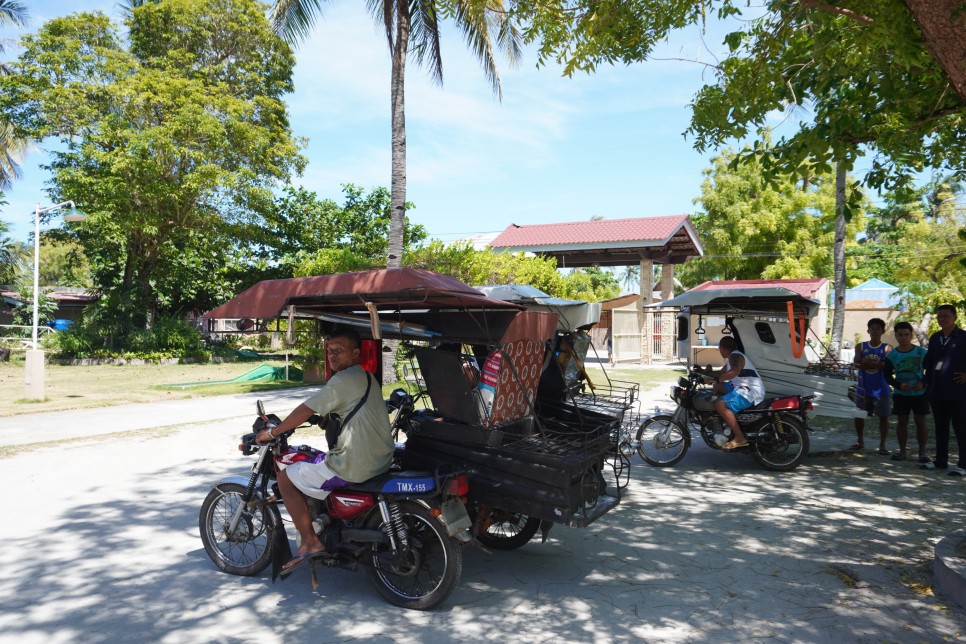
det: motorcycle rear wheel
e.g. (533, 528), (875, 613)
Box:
(636, 415), (690, 466)
(751, 415), (810, 471)
(199, 482), (274, 576)
(476, 508), (541, 550)
(365, 501), (462, 610)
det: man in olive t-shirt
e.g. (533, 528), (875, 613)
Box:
(255, 328), (393, 574)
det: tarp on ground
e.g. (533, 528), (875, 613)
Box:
(161, 364), (302, 389)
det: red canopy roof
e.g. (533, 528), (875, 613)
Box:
(202, 268), (521, 320)
(691, 278), (828, 299)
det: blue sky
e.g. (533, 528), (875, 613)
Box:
(0, 1), (741, 248)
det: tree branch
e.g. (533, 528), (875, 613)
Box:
(796, 0), (874, 26)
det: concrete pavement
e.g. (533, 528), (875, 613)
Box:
(1, 387), (318, 446)
(1, 382), (965, 642)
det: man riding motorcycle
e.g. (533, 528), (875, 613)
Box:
(255, 327), (394, 575)
(703, 336), (766, 450)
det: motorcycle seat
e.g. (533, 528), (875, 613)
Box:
(747, 396), (801, 412)
(342, 470), (438, 495)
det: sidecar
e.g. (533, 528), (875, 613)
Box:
(202, 268), (623, 534)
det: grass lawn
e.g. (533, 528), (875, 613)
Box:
(584, 365), (686, 392)
(2, 357), (687, 419)
(2, 360), (315, 417)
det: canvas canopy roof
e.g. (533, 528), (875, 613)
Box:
(202, 268), (526, 343)
(651, 287), (821, 319)
(475, 284), (602, 332)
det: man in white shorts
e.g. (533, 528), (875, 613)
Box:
(255, 328), (394, 574)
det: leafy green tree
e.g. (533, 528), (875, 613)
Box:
(0, 220), (27, 285)
(268, 184), (428, 278)
(559, 267), (621, 301)
(514, 1), (966, 353)
(0, 1), (305, 340)
(11, 283), (55, 328)
(405, 241), (618, 301)
(678, 148), (865, 288)
(271, 0), (521, 268)
(854, 173), (966, 326)
(37, 238), (92, 288)
(405, 240), (564, 293)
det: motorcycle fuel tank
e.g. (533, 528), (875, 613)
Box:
(692, 390), (719, 413)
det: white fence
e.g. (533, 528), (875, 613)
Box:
(0, 325), (52, 348)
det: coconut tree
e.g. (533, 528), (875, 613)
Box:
(270, 0), (521, 268)
(0, 0), (28, 189)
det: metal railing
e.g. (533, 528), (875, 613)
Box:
(0, 324), (52, 347)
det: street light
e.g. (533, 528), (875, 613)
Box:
(24, 200), (86, 401)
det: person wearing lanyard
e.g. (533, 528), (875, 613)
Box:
(921, 305), (966, 475)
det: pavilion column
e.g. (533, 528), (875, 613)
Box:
(660, 264), (675, 359)
(639, 258), (653, 365)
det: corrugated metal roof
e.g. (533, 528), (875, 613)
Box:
(490, 215), (691, 247)
(488, 215), (703, 267)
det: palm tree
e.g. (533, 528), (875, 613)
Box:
(0, 204), (29, 284)
(618, 265), (639, 292)
(0, 0), (28, 189)
(270, 0), (521, 268)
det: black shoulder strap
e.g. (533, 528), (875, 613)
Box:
(325, 371), (373, 450)
(341, 371), (373, 429)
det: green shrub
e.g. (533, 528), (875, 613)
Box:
(50, 316), (208, 360)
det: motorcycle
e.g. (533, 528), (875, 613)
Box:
(636, 368), (814, 471)
(199, 401), (473, 610)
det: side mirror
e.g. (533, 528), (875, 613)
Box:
(256, 400), (266, 417)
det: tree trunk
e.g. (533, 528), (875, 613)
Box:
(830, 160), (848, 360)
(386, 2), (409, 270)
(382, 2), (411, 385)
(912, 312), (932, 346)
(903, 0), (966, 104)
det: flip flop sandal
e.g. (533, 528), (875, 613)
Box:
(722, 440), (749, 451)
(877, 448), (891, 456)
(279, 551), (322, 577)
(848, 443), (864, 452)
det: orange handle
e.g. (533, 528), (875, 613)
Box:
(787, 301), (806, 359)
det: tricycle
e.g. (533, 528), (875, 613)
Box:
(202, 268), (625, 556)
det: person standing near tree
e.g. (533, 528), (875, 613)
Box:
(884, 321), (930, 463)
(920, 305), (966, 476)
(851, 318), (892, 454)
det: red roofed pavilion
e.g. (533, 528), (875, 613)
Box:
(489, 214), (703, 268)
(489, 215), (704, 364)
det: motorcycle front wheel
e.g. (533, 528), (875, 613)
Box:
(199, 482), (274, 576)
(636, 414), (690, 466)
(365, 501), (462, 610)
(476, 508), (541, 550)
(752, 415), (810, 471)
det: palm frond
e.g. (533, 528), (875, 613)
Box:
(451, 0), (501, 98)
(409, 0), (443, 85)
(270, 0), (329, 45)
(365, 0), (396, 53)
(0, 0), (27, 28)
(116, 0), (159, 20)
(0, 120), (29, 191)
